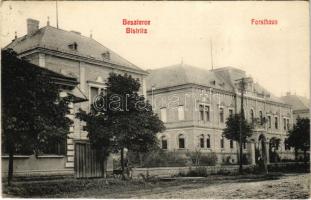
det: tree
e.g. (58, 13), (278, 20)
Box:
(77, 73), (165, 179)
(223, 114), (253, 170)
(2, 49), (72, 185)
(287, 117), (310, 162)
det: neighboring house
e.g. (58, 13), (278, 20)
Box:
(146, 64), (295, 165)
(280, 92), (310, 121)
(3, 18), (148, 176)
(1, 53), (87, 177)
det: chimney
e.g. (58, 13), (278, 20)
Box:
(27, 18), (39, 35)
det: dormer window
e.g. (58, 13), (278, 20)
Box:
(210, 80), (216, 85)
(68, 42), (78, 50)
(102, 51), (110, 60)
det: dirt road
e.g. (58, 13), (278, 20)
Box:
(130, 173), (309, 199)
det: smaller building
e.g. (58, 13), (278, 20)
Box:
(280, 92), (310, 121)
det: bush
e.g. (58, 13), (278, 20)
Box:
(199, 153), (218, 166)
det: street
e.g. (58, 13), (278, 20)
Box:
(130, 173), (309, 199)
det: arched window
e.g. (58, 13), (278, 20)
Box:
(178, 134), (185, 149)
(259, 111), (263, 125)
(250, 109), (254, 123)
(219, 107), (224, 123)
(161, 136), (168, 150)
(206, 135), (211, 148)
(199, 135), (204, 148)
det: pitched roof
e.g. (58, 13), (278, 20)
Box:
(146, 64), (286, 104)
(5, 25), (145, 73)
(146, 64), (234, 91)
(280, 94), (310, 111)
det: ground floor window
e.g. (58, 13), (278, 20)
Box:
(206, 135), (211, 148)
(230, 140), (234, 149)
(161, 136), (168, 150)
(220, 136), (224, 149)
(178, 134), (185, 149)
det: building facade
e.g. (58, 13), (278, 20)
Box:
(146, 64), (295, 165)
(3, 18), (148, 176)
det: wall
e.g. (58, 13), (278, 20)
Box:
(1, 155), (72, 177)
(131, 165), (253, 178)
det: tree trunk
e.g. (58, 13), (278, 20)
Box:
(239, 141), (243, 173)
(120, 148), (125, 180)
(8, 150), (14, 186)
(7, 133), (14, 186)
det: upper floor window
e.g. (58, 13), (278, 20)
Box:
(90, 86), (99, 104)
(250, 109), (254, 123)
(178, 105), (185, 121)
(219, 107), (224, 123)
(205, 106), (210, 121)
(160, 108), (167, 123)
(243, 142), (246, 149)
(283, 118), (286, 130)
(178, 134), (185, 149)
(259, 111), (263, 125)
(206, 135), (211, 148)
(287, 119), (290, 130)
(267, 116), (272, 128)
(161, 136), (168, 150)
(275, 116), (278, 129)
(199, 105), (204, 121)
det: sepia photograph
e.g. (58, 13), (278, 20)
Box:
(0, 1), (310, 198)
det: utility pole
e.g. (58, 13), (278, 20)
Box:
(56, 0), (59, 29)
(235, 77), (252, 173)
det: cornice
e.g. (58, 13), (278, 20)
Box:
(18, 47), (149, 76)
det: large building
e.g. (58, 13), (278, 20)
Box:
(146, 64), (295, 164)
(3, 18), (148, 176)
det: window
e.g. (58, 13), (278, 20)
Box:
(219, 107), (224, 123)
(259, 111), (263, 125)
(199, 135), (204, 148)
(178, 135), (185, 149)
(250, 109), (254, 123)
(206, 135), (211, 148)
(160, 108), (167, 123)
(267, 116), (271, 128)
(199, 105), (204, 121)
(230, 140), (234, 149)
(287, 119), (290, 130)
(284, 139), (290, 150)
(283, 118), (286, 130)
(90, 86), (99, 104)
(229, 109), (233, 117)
(243, 142), (246, 149)
(161, 136), (168, 150)
(275, 116), (278, 129)
(205, 106), (210, 121)
(220, 136), (224, 149)
(178, 105), (185, 121)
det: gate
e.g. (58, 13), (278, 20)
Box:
(74, 140), (104, 178)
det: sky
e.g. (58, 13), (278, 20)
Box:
(1, 1), (309, 98)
